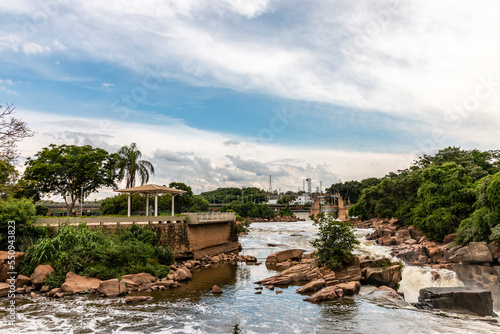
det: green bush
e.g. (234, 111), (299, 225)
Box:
(35, 205), (49, 216)
(0, 197), (38, 248)
(310, 213), (359, 270)
(21, 224), (175, 286)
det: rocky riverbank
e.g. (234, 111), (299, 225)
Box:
(0, 251), (257, 302)
(353, 218), (500, 310)
(255, 248), (404, 304)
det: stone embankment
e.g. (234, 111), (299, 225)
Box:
(0, 251), (257, 301)
(255, 249), (403, 303)
(354, 218), (500, 311)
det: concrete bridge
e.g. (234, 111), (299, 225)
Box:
(35, 212), (239, 259)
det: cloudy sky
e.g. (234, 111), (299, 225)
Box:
(1, 0), (500, 195)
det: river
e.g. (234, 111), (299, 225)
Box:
(2, 219), (500, 333)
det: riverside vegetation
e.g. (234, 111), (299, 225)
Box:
(346, 147), (500, 245)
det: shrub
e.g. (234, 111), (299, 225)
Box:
(310, 213), (359, 270)
(35, 205), (49, 216)
(21, 224), (175, 286)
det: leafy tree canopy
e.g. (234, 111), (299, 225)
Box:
(23, 144), (117, 215)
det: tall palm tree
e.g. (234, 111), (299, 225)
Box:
(116, 143), (155, 188)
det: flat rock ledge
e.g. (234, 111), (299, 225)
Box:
(412, 287), (497, 317)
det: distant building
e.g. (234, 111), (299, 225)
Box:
(267, 199), (278, 205)
(294, 194), (314, 205)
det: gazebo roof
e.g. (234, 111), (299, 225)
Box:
(115, 184), (187, 195)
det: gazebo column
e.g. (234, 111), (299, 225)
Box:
(171, 194), (177, 216)
(146, 195), (149, 216)
(155, 193), (158, 217)
(127, 194), (131, 217)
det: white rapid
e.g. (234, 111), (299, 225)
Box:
(356, 228), (464, 303)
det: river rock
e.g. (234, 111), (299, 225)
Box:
(0, 251), (24, 281)
(212, 285), (223, 294)
(413, 287), (496, 317)
(335, 281), (361, 296)
(256, 263), (321, 286)
(334, 257), (362, 283)
(121, 273), (156, 285)
(366, 285), (405, 305)
(40, 285), (51, 292)
(99, 279), (127, 297)
(304, 286), (343, 303)
(448, 242), (493, 263)
(454, 263), (500, 310)
(47, 288), (61, 297)
(15, 274), (32, 288)
(125, 296), (152, 303)
(391, 245), (428, 265)
(296, 279), (325, 294)
(0, 282), (10, 297)
(266, 249), (304, 265)
(173, 268), (192, 281)
(365, 265), (402, 289)
(30, 265), (55, 288)
(61, 272), (101, 295)
(488, 242), (500, 260)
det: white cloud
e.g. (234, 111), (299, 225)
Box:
(0, 78), (16, 95)
(16, 109), (412, 194)
(3, 0), (498, 137)
(22, 42), (51, 55)
(53, 40), (67, 51)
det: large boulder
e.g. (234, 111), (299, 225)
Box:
(173, 268), (192, 281)
(61, 272), (101, 295)
(413, 287), (496, 317)
(488, 242), (500, 260)
(334, 257), (362, 283)
(0, 251), (24, 281)
(121, 273), (156, 285)
(366, 285), (406, 305)
(30, 265), (55, 288)
(335, 281), (361, 296)
(304, 286), (343, 303)
(98, 279), (127, 297)
(365, 265), (402, 289)
(391, 245), (429, 265)
(448, 242), (493, 263)
(296, 279), (325, 294)
(15, 275), (32, 288)
(256, 263), (321, 286)
(266, 249), (304, 265)
(0, 282), (10, 297)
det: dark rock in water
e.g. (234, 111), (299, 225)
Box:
(412, 287), (497, 317)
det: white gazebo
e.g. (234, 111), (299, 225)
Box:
(115, 184), (187, 217)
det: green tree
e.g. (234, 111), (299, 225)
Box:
(277, 194), (296, 205)
(411, 163), (476, 241)
(23, 144), (117, 215)
(0, 159), (19, 198)
(115, 142), (155, 188)
(456, 172), (500, 244)
(310, 213), (359, 270)
(169, 182), (193, 213)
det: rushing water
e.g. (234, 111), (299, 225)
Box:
(2, 220), (500, 333)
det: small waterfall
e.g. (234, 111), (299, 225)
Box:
(355, 228), (464, 303)
(399, 266), (463, 303)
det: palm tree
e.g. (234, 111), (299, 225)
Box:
(115, 143), (155, 188)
